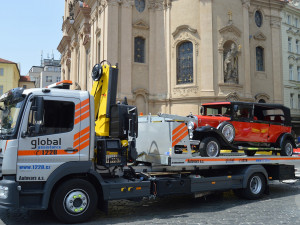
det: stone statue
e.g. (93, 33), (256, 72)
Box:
(224, 43), (239, 84)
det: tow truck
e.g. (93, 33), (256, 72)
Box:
(0, 61), (299, 223)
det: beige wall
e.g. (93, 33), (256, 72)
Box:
(0, 63), (20, 94)
(58, 0), (286, 117)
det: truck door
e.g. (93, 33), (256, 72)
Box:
(17, 95), (80, 182)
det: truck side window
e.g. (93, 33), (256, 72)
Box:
(28, 100), (75, 136)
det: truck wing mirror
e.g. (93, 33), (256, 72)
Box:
(34, 97), (44, 122)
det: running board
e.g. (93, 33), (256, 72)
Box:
(238, 146), (281, 151)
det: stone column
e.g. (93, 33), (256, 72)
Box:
(105, 0), (119, 64)
(165, 1), (172, 113)
(148, 7), (156, 107)
(242, 0), (251, 97)
(270, 17), (283, 104)
(119, 1), (133, 99)
(199, 0), (214, 96)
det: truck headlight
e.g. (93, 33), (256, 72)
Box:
(0, 186), (9, 199)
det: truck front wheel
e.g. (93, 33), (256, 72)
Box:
(199, 137), (220, 157)
(51, 178), (98, 224)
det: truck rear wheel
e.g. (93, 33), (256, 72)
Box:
(280, 139), (293, 156)
(199, 137), (220, 157)
(234, 173), (266, 200)
(51, 178), (98, 224)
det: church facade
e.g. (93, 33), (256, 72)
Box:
(58, 0), (286, 116)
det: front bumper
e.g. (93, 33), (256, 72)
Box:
(0, 176), (19, 208)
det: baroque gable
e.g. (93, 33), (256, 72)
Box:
(253, 31), (266, 41)
(133, 20), (149, 30)
(219, 22), (242, 37)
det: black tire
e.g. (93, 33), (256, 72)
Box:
(199, 137), (220, 157)
(244, 150), (257, 156)
(238, 173), (266, 200)
(51, 178), (98, 224)
(280, 139), (293, 156)
(217, 122), (235, 143)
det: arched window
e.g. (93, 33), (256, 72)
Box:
(177, 41), (193, 84)
(134, 37), (145, 63)
(256, 46), (264, 71)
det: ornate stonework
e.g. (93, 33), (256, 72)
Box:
(172, 25), (200, 56)
(225, 92), (240, 101)
(255, 93), (270, 103)
(173, 86), (199, 97)
(148, 0), (164, 11)
(253, 31), (267, 41)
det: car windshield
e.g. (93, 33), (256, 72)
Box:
(0, 88), (25, 136)
(204, 105), (232, 116)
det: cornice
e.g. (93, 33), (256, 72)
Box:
(57, 36), (71, 53)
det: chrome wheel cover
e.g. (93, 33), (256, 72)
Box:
(250, 176), (262, 195)
(207, 141), (219, 157)
(64, 189), (89, 215)
(222, 124), (235, 143)
(284, 142), (293, 156)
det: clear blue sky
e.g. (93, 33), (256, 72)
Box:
(0, 0), (65, 75)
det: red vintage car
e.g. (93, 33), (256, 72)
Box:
(188, 102), (296, 157)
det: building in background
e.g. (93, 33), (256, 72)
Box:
(19, 76), (35, 89)
(27, 56), (61, 88)
(59, 0), (287, 117)
(0, 58), (20, 95)
(281, 0), (300, 136)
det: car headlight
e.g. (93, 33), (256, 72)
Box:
(187, 121), (195, 130)
(0, 186), (9, 199)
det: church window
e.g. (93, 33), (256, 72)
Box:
(256, 46), (264, 71)
(134, 37), (145, 63)
(177, 41), (193, 84)
(255, 11), (263, 27)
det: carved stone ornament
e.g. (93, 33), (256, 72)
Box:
(255, 93), (270, 102)
(122, 0), (134, 7)
(133, 20), (149, 30)
(66, 58), (71, 67)
(253, 31), (266, 41)
(83, 35), (90, 45)
(225, 92), (240, 101)
(148, 0), (164, 11)
(241, 0), (250, 9)
(173, 86), (199, 97)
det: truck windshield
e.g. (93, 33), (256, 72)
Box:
(0, 88), (25, 136)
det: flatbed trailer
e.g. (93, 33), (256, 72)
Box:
(0, 64), (299, 224)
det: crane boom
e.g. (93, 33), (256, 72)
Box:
(91, 64), (118, 137)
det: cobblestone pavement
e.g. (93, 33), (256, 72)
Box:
(0, 179), (300, 225)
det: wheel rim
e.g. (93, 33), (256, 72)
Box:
(207, 141), (219, 157)
(64, 189), (89, 215)
(285, 142), (293, 156)
(250, 176), (262, 195)
(222, 124), (235, 142)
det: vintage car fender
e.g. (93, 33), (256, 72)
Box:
(193, 126), (238, 150)
(277, 133), (297, 148)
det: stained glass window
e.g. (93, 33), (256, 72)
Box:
(256, 46), (264, 71)
(134, 37), (145, 63)
(177, 41), (193, 84)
